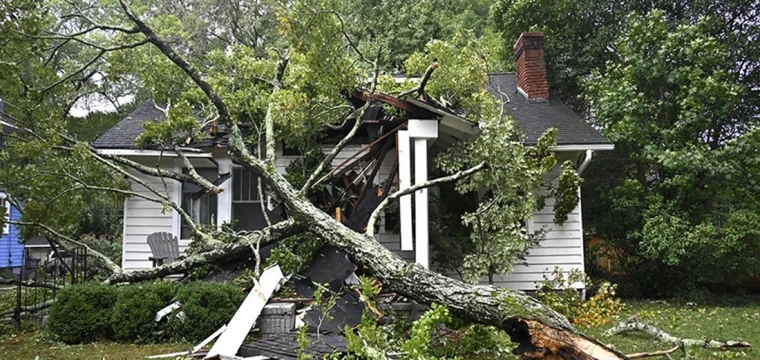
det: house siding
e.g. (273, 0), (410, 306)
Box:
(0, 205), (24, 270)
(120, 147), (584, 290)
(487, 165), (584, 290)
(121, 167), (189, 271)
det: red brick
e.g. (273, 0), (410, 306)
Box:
(514, 32), (549, 101)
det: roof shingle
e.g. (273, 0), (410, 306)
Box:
(488, 73), (610, 146)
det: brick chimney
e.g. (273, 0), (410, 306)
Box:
(514, 32), (549, 102)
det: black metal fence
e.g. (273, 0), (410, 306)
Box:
(12, 246), (88, 329)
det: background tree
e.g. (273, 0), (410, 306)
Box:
(338, 0), (509, 72)
(492, 0), (760, 114)
(494, 0), (760, 293)
(582, 11), (760, 293)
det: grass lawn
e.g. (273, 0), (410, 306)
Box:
(584, 297), (760, 359)
(0, 329), (192, 360)
(0, 296), (758, 359)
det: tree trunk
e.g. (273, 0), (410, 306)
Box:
(288, 191), (627, 359)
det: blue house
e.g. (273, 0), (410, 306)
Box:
(0, 194), (23, 273)
(0, 99), (26, 274)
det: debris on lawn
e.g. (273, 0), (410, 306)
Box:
(206, 265), (287, 359)
(154, 301), (181, 322)
(606, 316), (751, 358)
(148, 245), (426, 360)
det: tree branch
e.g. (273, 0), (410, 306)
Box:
(626, 346), (680, 359)
(118, 0), (271, 186)
(105, 219), (305, 284)
(299, 53), (382, 195)
(174, 146), (223, 194)
(41, 39), (149, 93)
(0, 300), (54, 318)
(11, 221), (120, 274)
(264, 53), (290, 169)
(0, 278), (61, 290)
(88, 151), (213, 243)
(366, 162), (487, 235)
(118, 0), (235, 132)
(606, 319), (752, 349)
(399, 62), (439, 98)
(92, 149), (222, 193)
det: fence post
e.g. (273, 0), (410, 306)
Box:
(15, 273), (22, 330)
(83, 247), (88, 282)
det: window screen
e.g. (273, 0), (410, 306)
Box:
(232, 168), (266, 231)
(180, 168), (218, 239)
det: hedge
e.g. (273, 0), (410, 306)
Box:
(111, 281), (177, 343)
(48, 283), (118, 344)
(47, 281), (244, 344)
(167, 282), (244, 342)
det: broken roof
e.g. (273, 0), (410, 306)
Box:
(93, 75), (609, 149)
(238, 333), (347, 360)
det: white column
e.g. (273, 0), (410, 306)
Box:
(171, 160), (182, 238)
(408, 119), (438, 269)
(216, 158), (233, 229)
(397, 131), (413, 251)
(414, 138), (429, 269)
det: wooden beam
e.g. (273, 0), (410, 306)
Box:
(352, 90), (439, 119)
(356, 137), (394, 205)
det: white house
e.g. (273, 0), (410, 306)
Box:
(92, 32), (612, 291)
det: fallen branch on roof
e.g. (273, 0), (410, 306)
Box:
(605, 318), (751, 350)
(398, 62), (438, 98)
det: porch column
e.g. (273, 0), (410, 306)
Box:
(217, 158), (232, 228)
(397, 131), (413, 251)
(408, 119), (438, 269)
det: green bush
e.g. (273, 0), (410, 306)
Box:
(48, 283), (117, 344)
(167, 282), (244, 342)
(111, 282), (177, 343)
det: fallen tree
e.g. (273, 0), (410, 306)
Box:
(0, 0), (630, 358)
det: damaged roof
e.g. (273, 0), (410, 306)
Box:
(238, 333), (347, 360)
(93, 75), (609, 149)
(487, 73), (610, 146)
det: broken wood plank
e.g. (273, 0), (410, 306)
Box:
(356, 136), (393, 205)
(155, 301), (181, 322)
(205, 265), (286, 359)
(193, 325), (227, 353)
(147, 351), (192, 359)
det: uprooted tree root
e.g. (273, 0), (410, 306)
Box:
(605, 317), (751, 358)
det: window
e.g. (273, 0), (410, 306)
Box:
(180, 169), (218, 239)
(232, 168), (267, 231)
(0, 195), (9, 235)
